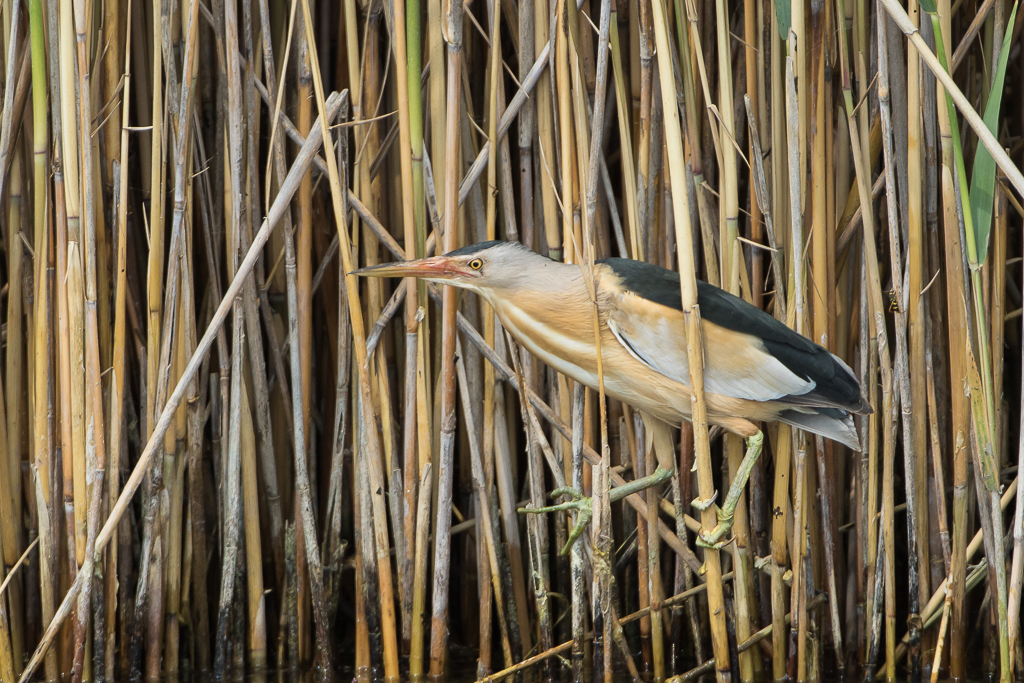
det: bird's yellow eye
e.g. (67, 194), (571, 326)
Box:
(469, 258), (483, 270)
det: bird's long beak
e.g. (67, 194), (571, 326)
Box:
(350, 256), (474, 281)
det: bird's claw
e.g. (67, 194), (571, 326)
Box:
(690, 490), (719, 512)
(519, 487), (593, 556)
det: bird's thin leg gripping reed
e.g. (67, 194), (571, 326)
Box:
(520, 412), (674, 556)
(692, 432), (764, 549)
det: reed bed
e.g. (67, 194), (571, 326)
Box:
(0, 0), (1021, 680)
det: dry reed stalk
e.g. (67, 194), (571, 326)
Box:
(156, 2), (204, 674)
(631, 414), (653, 674)
(458, 338), (515, 667)
(518, 0), (535, 254)
(0, 2), (25, 668)
(214, 0), (258, 674)
(505, 333), (554, 666)
(649, 0), (731, 680)
(427, 0), (446, 212)
(54, 1), (87, 596)
(28, 0), (58, 677)
(877, 11), (923, 680)
(634, 0), (653, 262)
(0, 350), (14, 675)
(298, 5), (381, 679)
(837, 2), (903, 680)
(240, 383), (268, 668)
(927, 0), (969, 676)
(530, 0), (563, 657)
(0, 21), (25, 667)
(574, 1), (618, 680)
(808, 2), (845, 670)
(295, 9), (317, 663)
(139, 0), (168, 671)
(769, 12), (797, 669)
(427, 0), (464, 672)
(929, 578), (954, 682)
(644, 439), (666, 680)
(674, 0), (717, 287)
(698, 8), (758, 677)
(189, 117), (227, 678)
(0, 159), (23, 683)
(236, 7), (284, 631)
(565, 381), (585, 678)
(1011, 324), (1024, 674)
(904, 5), (931, 668)
(607, 3), (640, 261)
(535, 0), (560, 259)
(487, 333), (527, 662)
(0, 0), (22, 206)
(557, 0), (579, 264)
(255, 0), (299, 598)
(390, 0), (421, 650)
(480, 8), (502, 669)
(69, 0), (109, 663)
(784, 45), (812, 681)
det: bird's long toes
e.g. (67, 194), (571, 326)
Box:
(695, 529), (731, 550)
(548, 485), (585, 501)
(559, 506), (594, 556)
(519, 500), (578, 515)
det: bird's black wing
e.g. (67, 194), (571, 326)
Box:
(599, 258), (870, 414)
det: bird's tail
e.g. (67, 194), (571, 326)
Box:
(778, 408), (862, 452)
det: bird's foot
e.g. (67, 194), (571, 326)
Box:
(694, 508), (735, 550)
(691, 491), (734, 549)
(691, 432), (764, 551)
(519, 487), (593, 556)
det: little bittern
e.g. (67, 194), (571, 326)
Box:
(355, 241), (871, 552)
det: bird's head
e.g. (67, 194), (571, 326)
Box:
(352, 240), (549, 296)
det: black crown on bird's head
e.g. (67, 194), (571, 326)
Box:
(442, 239), (536, 259)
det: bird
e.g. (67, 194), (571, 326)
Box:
(354, 240), (871, 553)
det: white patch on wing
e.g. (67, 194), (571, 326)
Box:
(608, 320), (661, 368)
(705, 354), (816, 401)
(608, 296), (816, 402)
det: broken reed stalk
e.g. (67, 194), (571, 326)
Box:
(3, 1), (1024, 681)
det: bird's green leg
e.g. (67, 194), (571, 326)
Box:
(521, 415), (677, 556)
(519, 467), (673, 556)
(693, 431), (764, 549)
(609, 467), (674, 503)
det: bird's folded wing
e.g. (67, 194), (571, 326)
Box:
(607, 292), (816, 403)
